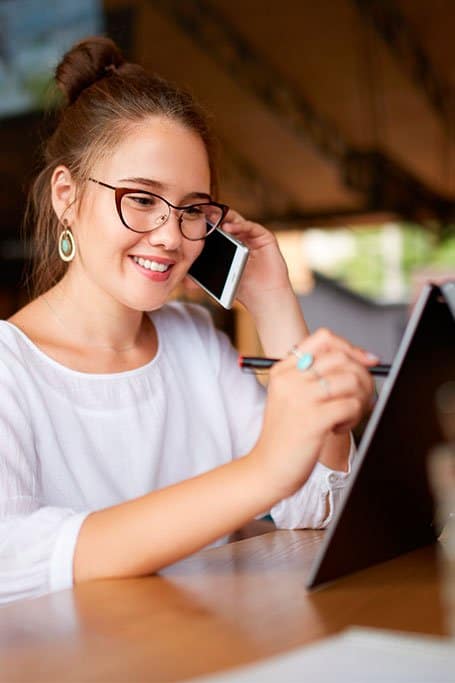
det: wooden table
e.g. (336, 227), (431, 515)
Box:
(0, 524), (448, 682)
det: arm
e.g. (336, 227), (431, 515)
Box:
(75, 454), (275, 581)
(221, 213), (373, 473)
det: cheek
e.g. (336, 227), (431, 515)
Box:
(185, 240), (204, 265)
(78, 202), (136, 259)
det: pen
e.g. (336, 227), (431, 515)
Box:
(238, 356), (391, 376)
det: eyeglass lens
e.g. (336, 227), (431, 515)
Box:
(120, 192), (223, 239)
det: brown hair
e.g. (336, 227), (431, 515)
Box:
(26, 36), (217, 297)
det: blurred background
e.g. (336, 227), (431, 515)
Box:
(1, 0), (454, 361)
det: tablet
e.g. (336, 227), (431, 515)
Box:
(306, 282), (455, 589)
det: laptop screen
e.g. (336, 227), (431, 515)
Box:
(307, 283), (455, 589)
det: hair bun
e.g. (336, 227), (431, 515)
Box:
(56, 36), (126, 104)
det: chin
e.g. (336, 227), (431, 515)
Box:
(121, 288), (173, 313)
(115, 268), (182, 312)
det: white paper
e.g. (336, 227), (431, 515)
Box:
(185, 627), (455, 683)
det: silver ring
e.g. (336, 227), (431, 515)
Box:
(310, 366), (322, 380)
(310, 366), (331, 397)
(289, 344), (302, 358)
(318, 377), (331, 398)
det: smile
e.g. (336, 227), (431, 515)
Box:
(132, 256), (171, 272)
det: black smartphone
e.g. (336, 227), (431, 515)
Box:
(187, 227), (249, 309)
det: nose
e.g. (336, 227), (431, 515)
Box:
(146, 209), (183, 251)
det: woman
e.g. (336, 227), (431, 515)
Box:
(0, 37), (376, 603)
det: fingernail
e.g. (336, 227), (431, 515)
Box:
(365, 352), (380, 362)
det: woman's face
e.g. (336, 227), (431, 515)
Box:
(69, 116), (211, 311)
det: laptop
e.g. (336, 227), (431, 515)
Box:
(306, 281), (455, 589)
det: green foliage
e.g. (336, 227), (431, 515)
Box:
(431, 230), (455, 267)
(332, 229), (383, 299)
(322, 223), (454, 302)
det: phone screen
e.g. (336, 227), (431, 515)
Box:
(188, 229), (238, 300)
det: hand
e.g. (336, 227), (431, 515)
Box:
(250, 328), (376, 499)
(221, 210), (291, 311)
(222, 209), (309, 357)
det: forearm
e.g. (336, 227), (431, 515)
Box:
(248, 287), (309, 357)
(74, 453), (276, 583)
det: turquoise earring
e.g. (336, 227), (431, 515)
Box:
(58, 220), (76, 262)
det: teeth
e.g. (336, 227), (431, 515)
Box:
(133, 256), (170, 272)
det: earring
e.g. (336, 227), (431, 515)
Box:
(58, 220), (76, 262)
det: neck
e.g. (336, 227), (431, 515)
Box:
(45, 272), (146, 352)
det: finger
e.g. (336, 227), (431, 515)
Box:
(310, 354), (375, 397)
(222, 209), (245, 225)
(223, 217), (266, 240)
(309, 369), (374, 408)
(270, 357), (372, 415)
(270, 354), (373, 417)
(282, 329), (379, 370)
(308, 328), (379, 365)
(317, 396), (365, 435)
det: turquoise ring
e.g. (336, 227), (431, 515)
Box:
(289, 346), (314, 372)
(296, 352), (314, 372)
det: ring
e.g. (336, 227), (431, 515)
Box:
(317, 377), (332, 398)
(289, 346), (315, 372)
(308, 365), (331, 397)
(309, 365), (322, 380)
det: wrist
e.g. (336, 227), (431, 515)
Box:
(246, 442), (310, 503)
(318, 432), (352, 473)
(246, 288), (309, 358)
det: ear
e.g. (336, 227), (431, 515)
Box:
(51, 166), (78, 224)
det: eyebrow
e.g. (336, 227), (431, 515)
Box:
(118, 177), (212, 202)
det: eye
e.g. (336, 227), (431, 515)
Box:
(124, 193), (158, 209)
(133, 196), (153, 207)
(184, 205), (205, 220)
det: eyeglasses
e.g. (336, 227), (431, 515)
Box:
(88, 178), (229, 241)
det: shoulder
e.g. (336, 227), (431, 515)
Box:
(0, 320), (26, 356)
(0, 320), (34, 390)
(0, 299), (49, 375)
(1, 298), (43, 354)
(6, 297), (50, 346)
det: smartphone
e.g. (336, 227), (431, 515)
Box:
(187, 227), (249, 309)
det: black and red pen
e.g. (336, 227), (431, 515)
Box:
(238, 356), (391, 376)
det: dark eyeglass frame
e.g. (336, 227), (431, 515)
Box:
(88, 178), (229, 241)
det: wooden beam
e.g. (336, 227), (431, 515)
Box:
(354, 0), (452, 126)
(152, 0), (349, 166)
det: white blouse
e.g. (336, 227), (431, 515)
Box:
(0, 302), (354, 604)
